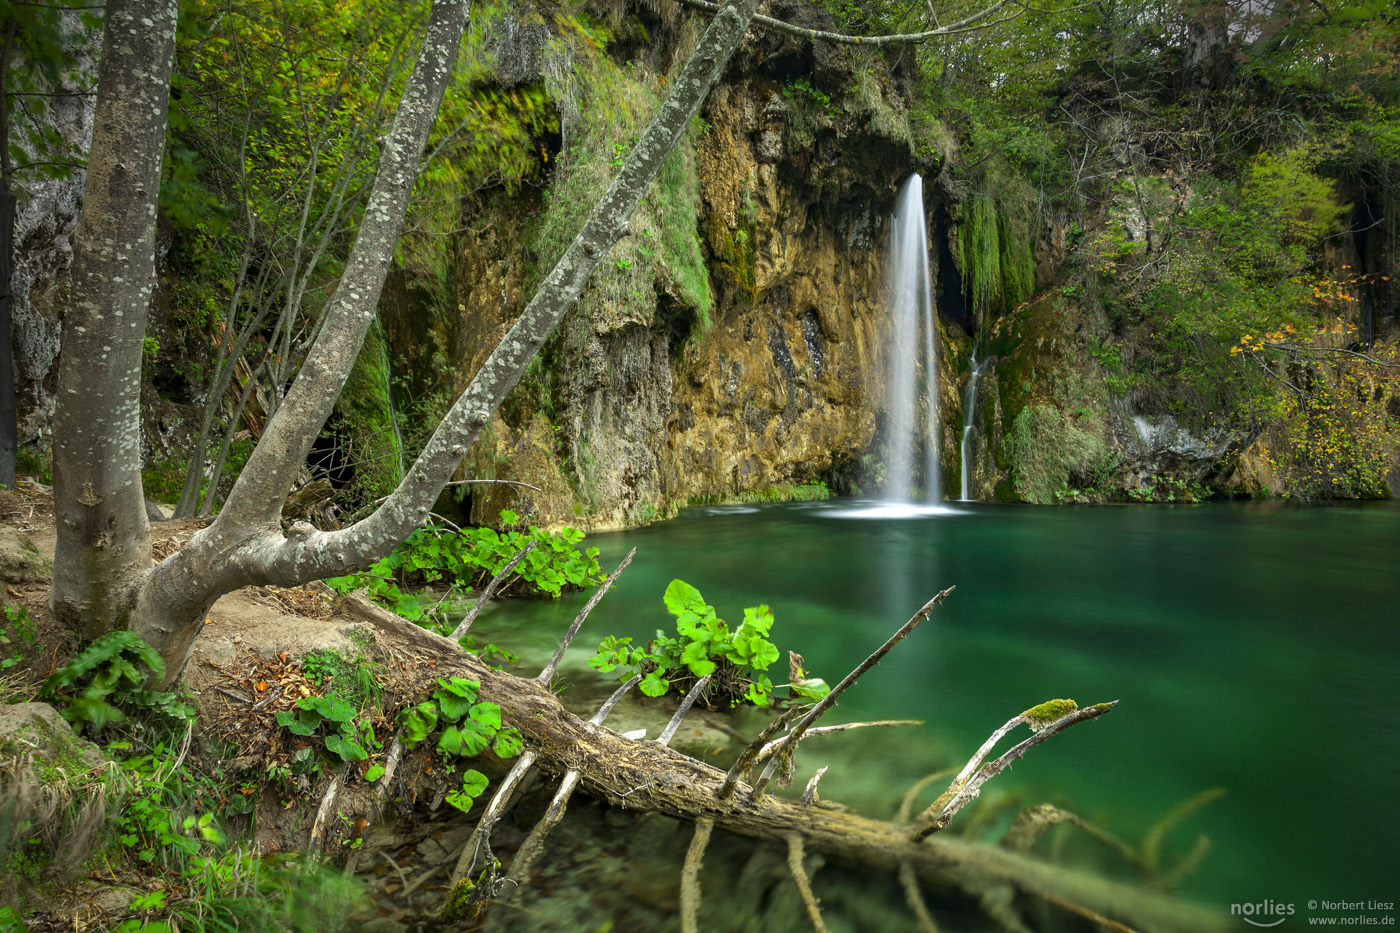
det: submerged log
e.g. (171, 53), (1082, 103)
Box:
(336, 595), (1231, 933)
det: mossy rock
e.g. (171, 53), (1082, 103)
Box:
(0, 528), (51, 587)
(0, 703), (108, 782)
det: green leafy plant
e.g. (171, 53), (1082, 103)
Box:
(274, 695), (379, 764)
(395, 677), (523, 813)
(1, 605), (36, 671)
(590, 580), (818, 708)
(324, 511), (606, 629)
(40, 632), (195, 734)
(112, 744), (226, 868)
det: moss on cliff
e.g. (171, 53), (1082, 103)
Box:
(335, 318), (405, 502)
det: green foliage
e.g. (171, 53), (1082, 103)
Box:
(324, 511), (606, 632)
(590, 579), (815, 708)
(40, 633), (195, 735)
(332, 318), (405, 504)
(395, 677), (522, 813)
(112, 741), (227, 870)
(146, 850), (364, 932)
(274, 695), (378, 764)
(299, 644), (383, 709)
(0, 606), (35, 672)
(687, 480), (832, 507)
(529, 28), (712, 333)
(1002, 404), (1114, 505)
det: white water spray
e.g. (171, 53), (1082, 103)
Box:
(884, 174), (941, 504)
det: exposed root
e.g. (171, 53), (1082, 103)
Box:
(679, 817), (715, 933)
(899, 861), (940, 933)
(785, 833), (830, 933)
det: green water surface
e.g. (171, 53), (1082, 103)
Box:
(478, 500), (1400, 906)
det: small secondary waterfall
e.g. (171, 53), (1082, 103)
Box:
(885, 174), (941, 503)
(959, 350), (990, 501)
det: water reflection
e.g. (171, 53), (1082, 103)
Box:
(478, 500), (1400, 904)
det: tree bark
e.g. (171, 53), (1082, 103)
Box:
(50, 0), (178, 638)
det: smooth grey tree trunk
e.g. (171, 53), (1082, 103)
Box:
(50, 0), (178, 638)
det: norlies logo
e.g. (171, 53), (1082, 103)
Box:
(1233, 900), (1297, 927)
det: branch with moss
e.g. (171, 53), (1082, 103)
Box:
(912, 699), (1118, 839)
(674, 0), (1022, 44)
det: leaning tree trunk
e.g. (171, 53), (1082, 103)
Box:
(131, 0), (767, 684)
(50, 0), (177, 638)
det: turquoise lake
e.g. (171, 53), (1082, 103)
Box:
(479, 500), (1400, 906)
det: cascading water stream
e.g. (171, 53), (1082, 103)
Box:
(884, 174), (941, 504)
(960, 350), (989, 501)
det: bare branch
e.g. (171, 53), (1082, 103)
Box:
(754, 720), (924, 762)
(752, 588), (953, 797)
(800, 766), (828, 806)
(537, 548), (636, 684)
(674, 0), (1016, 43)
(449, 541), (537, 640)
(657, 673), (714, 746)
(913, 701), (1118, 839)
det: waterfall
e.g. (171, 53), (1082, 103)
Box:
(959, 350), (989, 501)
(885, 174), (941, 504)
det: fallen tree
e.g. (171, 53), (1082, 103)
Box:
(331, 591), (1232, 933)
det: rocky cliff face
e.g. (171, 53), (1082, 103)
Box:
(416, 1), (961, 529)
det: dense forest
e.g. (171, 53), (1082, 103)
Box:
(1, 0), (1397, 929)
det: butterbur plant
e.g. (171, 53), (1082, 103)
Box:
(275, 695), (378, 763)
(590, 579), (811, 708)
(396, 678), (524, 813)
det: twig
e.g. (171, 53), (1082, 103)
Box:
(251, 684), (284, 711)
(753, 720), (924, 762)
(656, 673), (712, 747)
(718, 706), (808, 799)
(307, 776), (340, 853)
(216, 686), (252, 705)
(912, 702), (1118, 839)
(679, 817), (715, 933)
(800, 766), (827, 806)
(899, 861), (940, 933)
(379, 849), (412, 892)
(450, 541), (536, 640)
(753, 588), (953, 797)
(537, 548), (636, 684)
(785, 834), (830, 933)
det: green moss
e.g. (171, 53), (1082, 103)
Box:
(1022, 698), (1078, 731)
(687, 481), (831, 507)
(335, 317), (405, 502)
(529, 39), (712, 336)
